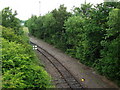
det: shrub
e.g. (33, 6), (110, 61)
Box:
(2, 26), (53, 88)
(95, 9), (120, 86)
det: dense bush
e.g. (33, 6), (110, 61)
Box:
(26, 5), (71, 50)
(1, 26), (53, 88)
(95, 9), (120, 84)
(26, 2), (120, 86)
(1, 7), (23, 35)
(64, 16), (85, 59)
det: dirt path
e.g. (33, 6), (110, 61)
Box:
(30, 36), (119, 88)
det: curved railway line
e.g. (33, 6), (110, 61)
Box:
(30, 41), (83, 89)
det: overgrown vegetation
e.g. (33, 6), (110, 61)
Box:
(2, 7), (23, 35)
(26, 2), (120, 86)
(1, 7), (53, 88)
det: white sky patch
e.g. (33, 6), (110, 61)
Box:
(0, 0), (104, 20)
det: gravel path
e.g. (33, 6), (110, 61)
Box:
(30, 36), (119, 88)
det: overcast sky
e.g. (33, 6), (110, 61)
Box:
(0, 0), (104, 20)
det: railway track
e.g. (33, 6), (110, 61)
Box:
(30, 41), (83, 89)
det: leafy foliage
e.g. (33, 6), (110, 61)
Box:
(26, 2), (120, 86)
(1, 26), (53, 88)
(64, 2), (117, 66)
(1, 7), (23, 35)
(95, 9), (120, 85)
(26, 5), (71, 50)
(64, 16), (85, 59)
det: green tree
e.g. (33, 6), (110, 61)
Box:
(51, 5), (71, 49)
(51, 5), (71, 32)
(73, 2), (118, 66)
(73, 3), (93, 18)
(26, 15), (37, 36)
(64, 16), (85, 58)
(2, 7), (22, 35)
(41, 13), (56, 43)
(95, 9), (120, 85)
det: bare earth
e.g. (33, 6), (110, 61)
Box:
(30, 36), (119, 88)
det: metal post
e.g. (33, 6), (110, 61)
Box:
(39, 1), (41, 16)
(85, 0), (86, 4)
